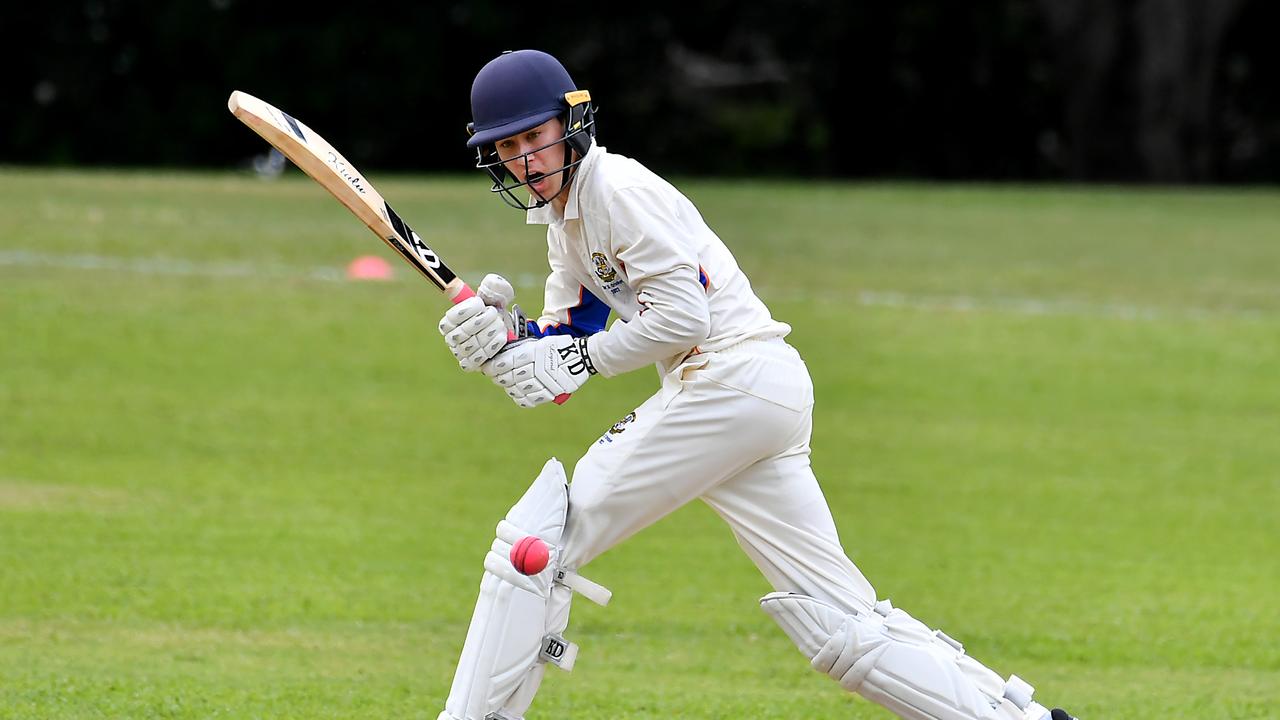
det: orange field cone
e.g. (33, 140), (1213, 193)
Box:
(346, 255), (394, 281)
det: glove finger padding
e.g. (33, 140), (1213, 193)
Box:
(450, 309), (504, 351)
(439, 296), (487, 334)
(440, 297), (509, 372)
(483, 340), (533, 381)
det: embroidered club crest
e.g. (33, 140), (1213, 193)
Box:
(591, 252), (618, 282)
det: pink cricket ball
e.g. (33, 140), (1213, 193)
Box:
(510, 536), (550, 575)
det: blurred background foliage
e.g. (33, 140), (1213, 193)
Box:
(5, 0), (1277, 182)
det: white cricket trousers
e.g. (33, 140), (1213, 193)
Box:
(561, 338), (876, 616)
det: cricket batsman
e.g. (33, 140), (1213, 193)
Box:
(434, 49), (1080, 720)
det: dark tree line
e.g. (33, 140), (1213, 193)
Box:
(1037, 0), (1263, 181)
(3, 0), (1276, 182)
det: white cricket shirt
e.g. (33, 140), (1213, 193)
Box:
(526, 142), (791, 377)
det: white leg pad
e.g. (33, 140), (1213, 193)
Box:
(761, 592), (1052, 720)
(441, 459), (611, 720)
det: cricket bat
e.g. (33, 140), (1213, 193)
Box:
(227, 90), (575, 401)
(227, 90), (478, 304)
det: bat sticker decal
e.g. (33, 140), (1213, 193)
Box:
(282, 112), (308, 142)
(326, 151), (368, 195)
(384, 204), (454, 282)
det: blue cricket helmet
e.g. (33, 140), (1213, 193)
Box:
(466, 49), (598, 210)
(467, 50), (583, 148)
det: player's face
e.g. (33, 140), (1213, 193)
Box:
(495, 117), (571, 203)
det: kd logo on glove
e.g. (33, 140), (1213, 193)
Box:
(556, 343), (592, 377)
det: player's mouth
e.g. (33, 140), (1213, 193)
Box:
(527, 172), (548, 193)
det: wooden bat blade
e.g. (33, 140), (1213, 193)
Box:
(227, 90), (470, 300)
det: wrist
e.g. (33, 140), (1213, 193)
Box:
(575, 336), (598, 376)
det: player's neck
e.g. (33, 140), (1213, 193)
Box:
(550, 176), (573, 216)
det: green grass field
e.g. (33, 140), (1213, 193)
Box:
(1, 168), (1277, 719)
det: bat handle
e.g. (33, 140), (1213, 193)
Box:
(450, 283), (477, 304)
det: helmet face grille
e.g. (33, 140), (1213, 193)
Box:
(473, 109), (597, 211)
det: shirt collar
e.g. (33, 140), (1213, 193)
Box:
(525, 141), (600, 226)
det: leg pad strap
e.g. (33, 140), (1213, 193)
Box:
(762, 592), (1052, 720)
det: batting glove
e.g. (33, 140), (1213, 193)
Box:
(476, 273), (516, 311)
(439, 296), (508, 372)
(439, 274), (530, 372)
(483, 334), (597, 407)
